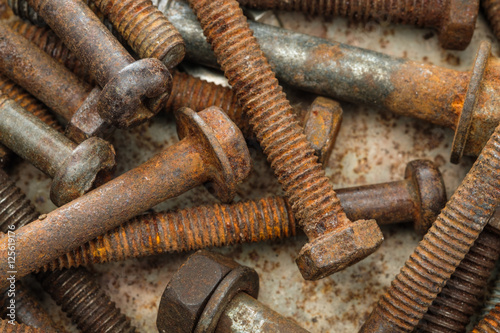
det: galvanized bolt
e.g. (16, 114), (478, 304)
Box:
(359, 125), (500, 331)
(157, 250), (309, 333)
(482, 0), (500, 43)
(236, 0), (479, 50)
(186, 0), (383, 281)
(0, 106), (251, 289)
(0, 93), (116, 206)
(41, 159), (444, 271)
(165, 1), (500, 162)
(0, 169), (137, 333)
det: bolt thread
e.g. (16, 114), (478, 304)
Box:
(0, 319), (49, 332)
(237, 0), (442, 27)
(189, 0), (349, 239)
(37, 268), (136, 333)
(9, 20), (95, 85)
(482, 0), (500, 43)
(363, 125), (500, 331)
(416, 225), (500, 333)
(481, 263), (500, 321)
(6, 0), (46, 27)
(471, 302), (500, 333)
(42, 196), (295, 270)
(91, 0), (185, 68)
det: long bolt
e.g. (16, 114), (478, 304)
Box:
(164, 0), (500, 162)
(415, 223), (500, 333)
(0, 106), (251, 289)
(482, 0), (500, 43)
(0, 93), (116, 206)
(0, 319), (50, 332)
(0, 169), (137, 333)
(236, 0), (479, 50)
(470, 302), (500, 332)
(186, 0), (383, 281)
(41, 159), (444, 271)
(27, 0), (172, 128)
(359, 128), (500, 331)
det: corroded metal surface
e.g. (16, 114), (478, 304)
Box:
(471, 303), (500, 332)
(236, 0), (479, 50)
(0, 319), (52, 332)
(483, 0), (500, 43)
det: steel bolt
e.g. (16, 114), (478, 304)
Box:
(0, 106), (251, 289)
(0, 94), (116, 206)
(359, 125), (500, 331)
(165, 1), (500, 162)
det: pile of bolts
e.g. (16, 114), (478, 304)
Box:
(0, 0), (499, 331)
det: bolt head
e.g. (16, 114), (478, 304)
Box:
(296, 219), (383, 280)
(438, 0), (478, 50)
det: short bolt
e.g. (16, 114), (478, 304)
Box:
(0, 106), (251, 289)
(236, 0), (479, 50)
(359, 124), (500, 331)
(157, 250), (309, 333)
(0, 169), (137, 333)
(482, 0), (500, 43)
(42, 159), (445, 271)
(27, 0), (172, 128)
(0, 93), (116, 206)
(165, 1), (500, 162)
(187, 0), (383, 281)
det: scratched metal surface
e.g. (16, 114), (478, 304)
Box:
(5, 3), (499, 332)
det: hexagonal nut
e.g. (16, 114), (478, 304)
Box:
(438, 0), (479, 50)
(296, 219), (383, 280)
(156, 251), (239, 333)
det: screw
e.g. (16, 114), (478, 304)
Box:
(415, 223), (500, 333)
(0, 106), (251, 290)
(0, 169), (137, 333)
(0, 93), (116, 206)
(482, 0), (500, 43)
(236, 0), (479, 50)
(359, 127), (500, 331)
(26, 0), (172, 128)
(469, 301), (500, 332)
(165, 1), (500, 162)
(41, 159), (444, 271)
(157, 250), (309, 333)
(0, 319), (50, 332)
(186, 0), (383, 281)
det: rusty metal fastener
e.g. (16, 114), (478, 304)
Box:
(359, 127), (500, 331)
(157, 250), (309, 333)
(415, 222), (500, 333)
(0, 319), (51, 332)
(236, 0), (479, 50)
(26, 0), (172, 128)
(7, 0), (45, 26)
(0, 106), (251, 290)
(165, 1), (500, 162)
(470, 301), (500, 332)
(0, 94), (116, 206)
(482, 0), (500, 43)
(41, 159), (444, 270)
(187, 0), (383, 281)
(0, 169), (137, 333)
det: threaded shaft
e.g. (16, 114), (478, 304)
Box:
(483, 0), (500, 43)
(0, 319), (50, 332)
(42, 196), (295, 270)
(91, 0), (185, 68)
(416, 225), (500, 333)
(361, 125), (500, 332)
(7, 0), (46, 27)
(472, 302), (500, 332)
(188, 0), (350, 241)
(37, 268), (136, 333)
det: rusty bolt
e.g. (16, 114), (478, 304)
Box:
(0, 169), (137, 333)
(186, 0), (383, 281)
(470, 301), (500, 332)
(0, 106), (251, 289)
(41, 159), (444, 270)
(7, 0), (45, 26)
(482, 0), (500, 43)
(0, 319), (52, 332)
(166, 1), (500, 162)
(157, 250), (309, 333)
(26, 0), (172, 128)
(236, 0), (479, 50)
(0, 94), (116, 206)
(359, 126), (500, 331)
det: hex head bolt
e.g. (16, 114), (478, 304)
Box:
(186, 0), (383, 281)
(0, 106), (251, 290)
(165, 1), (500, 162)
(0, 319), (51, 332)
(40, 159), (444, 270)
(26, 0), (172, 129)
(236, 0), (479, 50)
(0, 94), (116, 206)
(482, 0), (500, 43)
(0, 170), (137, 333)
(359, 127), (500, 332)
(157, 250), (310, 333)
